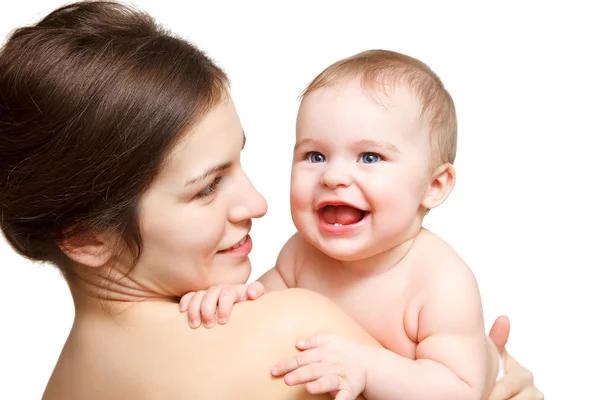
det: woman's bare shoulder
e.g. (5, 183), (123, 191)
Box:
(208, 288), (376, 399)
(235, 288), (380, 347)
(108, 288), (377, 399)
(178, 288), (376, 399)
(44, 289), (375, 400)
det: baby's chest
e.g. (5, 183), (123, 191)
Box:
(298, 269), (420, 358)
(342, 287), (419, 358)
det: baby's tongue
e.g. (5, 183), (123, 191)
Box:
(322, 205), (363, 225)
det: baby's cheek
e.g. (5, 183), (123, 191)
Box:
(374, 189), (417, 220)
(290, 181), (312, 207)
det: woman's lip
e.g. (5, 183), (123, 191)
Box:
(217, 235), (252, 256)
(226, 235), (247, 250)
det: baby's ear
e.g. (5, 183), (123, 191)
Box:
(58, 231), (118, 268)
(421, 163), (456, 210)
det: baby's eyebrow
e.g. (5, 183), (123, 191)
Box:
(353, 139), (400, 153)
(293, 138), (319, 151)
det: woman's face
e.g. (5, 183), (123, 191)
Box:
(130, 96), (267, 296)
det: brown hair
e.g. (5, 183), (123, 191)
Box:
(301, 49), (457, 166)
(0, 1), (229, 275)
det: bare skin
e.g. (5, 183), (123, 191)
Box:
(42, 97), (379, 400)
(262, 229), (498, 400)
(43, 288), (377, 400)
(258, 79), (497, 399)
(181, 82), (543, 399)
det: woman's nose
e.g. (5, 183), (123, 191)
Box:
(228, 171), (268, 223)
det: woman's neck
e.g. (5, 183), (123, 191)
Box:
(66, 263), (175, 317)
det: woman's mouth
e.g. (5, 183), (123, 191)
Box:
(230, 236), (247, 249)
(218, 235), (253, 256)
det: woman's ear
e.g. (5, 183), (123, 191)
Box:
(421, 163), (456, 210)
(58, 232), (117, 267)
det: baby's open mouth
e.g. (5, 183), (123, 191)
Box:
(319, 205), (367, 226)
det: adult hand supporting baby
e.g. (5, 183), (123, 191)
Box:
(488, 316), (544, 400)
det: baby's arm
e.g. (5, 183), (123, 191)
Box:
(363, 263), (497, 400)
(273, 260), (497, 400)
(258, 232), (302, 291)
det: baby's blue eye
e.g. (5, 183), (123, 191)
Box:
(359, 153), (381, 164)
(308, 152), (326, 163)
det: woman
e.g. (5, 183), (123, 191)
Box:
(0, 1), (542, 399)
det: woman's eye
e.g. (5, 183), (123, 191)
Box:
(359, 152), (381, 164)
(195, 176), (222, 199)
(307, 152), (326, 163)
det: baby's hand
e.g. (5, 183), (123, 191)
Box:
(179, 281), (264, 328)
(271, 334), (368, 400)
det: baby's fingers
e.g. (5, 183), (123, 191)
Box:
(284, 363), (327, 387)
(272, 349), (323, 376)
(200, 286), (222, 328)
(216, 286), (239, 324)
(246, 281), (265, 300)
(332, 388), (357, 400)
(187, 291), (206, 329)
(179, 291), (195, 312)
(306, 375), (345, 396)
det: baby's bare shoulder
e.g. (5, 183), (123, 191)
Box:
(407, 229), (478, 298)
(414, 229), (470, 270)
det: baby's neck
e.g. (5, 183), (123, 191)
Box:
(333, 227), (423, 278)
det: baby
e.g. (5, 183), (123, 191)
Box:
(181, 49), (501, 399)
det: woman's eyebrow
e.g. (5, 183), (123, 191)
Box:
(185, 162), (231, 187)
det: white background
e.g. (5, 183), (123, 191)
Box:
(1, 1), (598, 398)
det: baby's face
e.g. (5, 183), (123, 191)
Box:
(290, 78), (433, 261)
